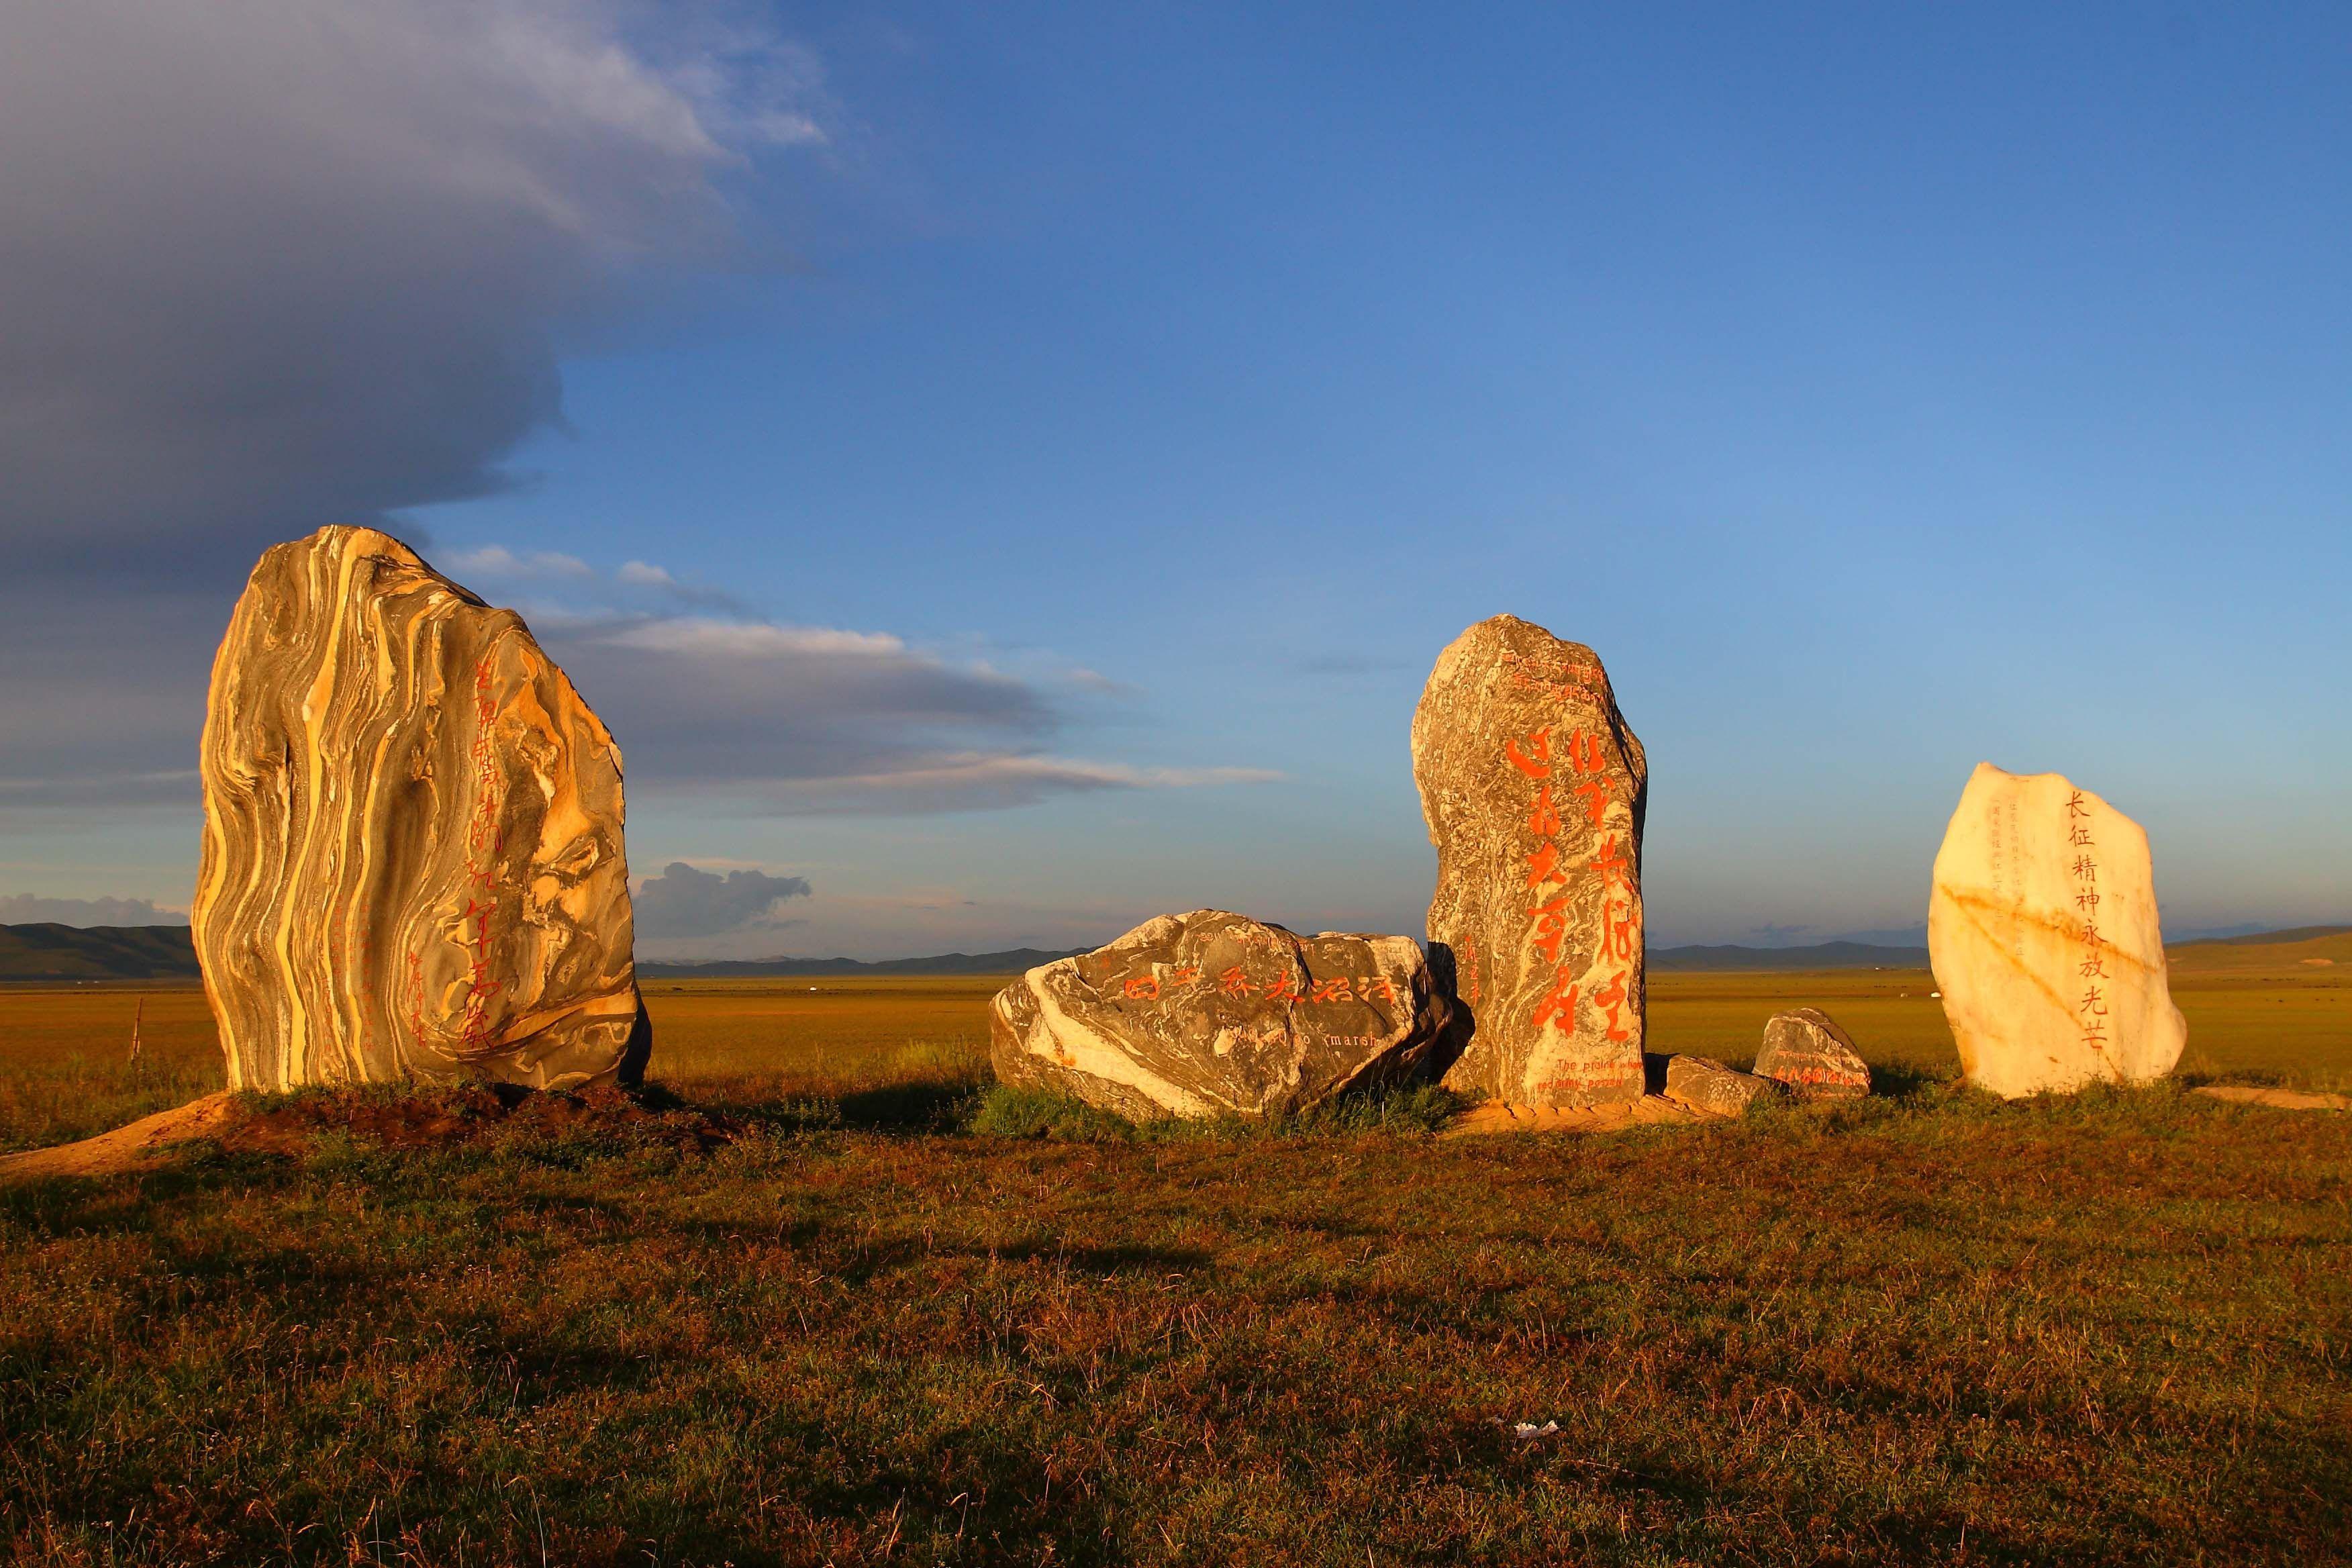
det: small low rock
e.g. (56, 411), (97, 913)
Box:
(1663, 1055), (1779, 1118)
(1754, 1009), (1872, 1099)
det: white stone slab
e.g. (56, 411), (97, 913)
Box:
(1928, 763), (2186, 1097)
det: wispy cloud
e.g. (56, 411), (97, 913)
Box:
(732, 754), (1286, 815)
(448, 546), (593, 581)
(540, 601), (1278, 815)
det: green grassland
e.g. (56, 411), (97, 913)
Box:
(1, 952), (2347, 1564)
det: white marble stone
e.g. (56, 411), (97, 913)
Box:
(1928, 763), (2185, 1097)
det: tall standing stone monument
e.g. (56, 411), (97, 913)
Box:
(1413, 615), (1647, 1107)
(1928, 763), (2185, 1098)
(989, 910), (1453, 1120)
(193, 526), (649, 1091)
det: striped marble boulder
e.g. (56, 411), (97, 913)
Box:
(193, 526), (648, 1091)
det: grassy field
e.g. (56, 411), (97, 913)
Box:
(1, 959), (2347, 1564)
(7, 949), (2343, 1155)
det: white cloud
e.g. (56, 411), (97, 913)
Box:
(450, 545), (594, 579)
(603, 617), (909, 659)
(616, 560), (677, 587)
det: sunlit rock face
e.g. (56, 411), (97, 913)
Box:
(1753, 1010), (1871, 1099)
(193, 526), (648, 1091)
(1662, 1055), (1779, 1118)
(1928, 763), (2184, 1099)
(988, 911), (1451, 1120)
(1412, 616), (1647, 1108)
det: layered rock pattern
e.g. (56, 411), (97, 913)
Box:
(988, 911), (1451, 1120)
(1928, 763), (2185, 1098)
(193, 527), (648, 1091)
(1413, 616), (1647, 1108)
(1663, 1055), (1779, 1118)
(1754, 1010), (1871, 1099)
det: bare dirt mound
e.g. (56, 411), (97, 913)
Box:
(1441, 1094), (1704, 1138)
(0, 1092), (240, 1182)
(0, 1084), (737, 1183)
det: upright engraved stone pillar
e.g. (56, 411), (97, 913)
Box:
(1412, 615), (1647, 1107)
(1929, 763), (2185, 1097)
(193, 526), (649, 1091)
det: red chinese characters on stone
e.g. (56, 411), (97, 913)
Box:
(1591, 973), (1631, 1042)
(1526, 783), (1561, 838)
(1531, 970), (1579, 1032)
(1504, 725), (1552, 779)
(1508, 725), (1633, 1043)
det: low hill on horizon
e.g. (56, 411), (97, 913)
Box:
(1649, 940), (1930, 972)
(2165, 924), (2352, 973)
(638, 948), (1089, 979)
(6, 922), (2345, 983)
(0, 923), (203, 981)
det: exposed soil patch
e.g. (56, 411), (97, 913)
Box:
(2192, 1084), (2352, 1112)
(0, 1092), (239, 1181)
(1440, 1092), (1705, 1137)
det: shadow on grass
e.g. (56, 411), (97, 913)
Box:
(1866, 1060), (1950, 1099)
(965, 1081), (1466, 1142)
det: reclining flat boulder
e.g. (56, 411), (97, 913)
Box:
(193, 526), (648, 1091)
(1663, 1055), (1779, 1118)
(989, 911), (1452, 1120)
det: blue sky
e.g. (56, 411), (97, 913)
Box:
(3, 3), (2346, 956)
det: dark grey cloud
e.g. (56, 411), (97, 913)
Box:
(0, 0), (820, 578)
(535, 610), (1279, 814)
(633, 861), (811, 938)
(0, 9), (1277, 828)
(0, 0), (824, 825)
(0, 894), (188, 927)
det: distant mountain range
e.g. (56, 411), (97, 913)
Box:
(0, 923), (203, 981)
(1647, 941), (1928, 972)
(5, 922), (2345, 983)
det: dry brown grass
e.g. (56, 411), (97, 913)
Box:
(1, 962), (2348, 1564)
